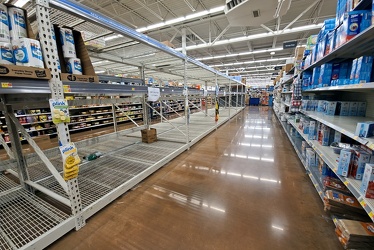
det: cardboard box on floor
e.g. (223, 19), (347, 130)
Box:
(54, 25), (99, 83)
(141, 128), (157, 143)
(0, 4), (51, 80)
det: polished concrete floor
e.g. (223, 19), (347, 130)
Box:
(49, 107), (342, 250)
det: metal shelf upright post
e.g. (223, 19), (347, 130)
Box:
(35, 0), (85, 229)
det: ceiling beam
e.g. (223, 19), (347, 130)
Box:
(282, 0), (320, 32)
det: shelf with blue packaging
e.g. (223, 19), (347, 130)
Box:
(300, 110), (374, 148)
(287, 118), (374, 221)
(304, 25), (374, 71)
(303, 82), (374, 92)
(275, 112), (324, 201)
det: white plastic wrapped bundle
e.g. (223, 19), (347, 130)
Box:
(0, 42), (14, 64)
(0, 4), (10, 42)
(8, 7), (27, 40)
(60, 28), (76, 58)
(66, 58), (82, 75)
(12, 38), (44, 68)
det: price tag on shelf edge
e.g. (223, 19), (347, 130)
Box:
(1, 82), (12, 88)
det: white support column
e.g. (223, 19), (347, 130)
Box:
(182, 28), (190, 149)
(228, 80), (232, 119)
(36, 0), (84, 230)
(205, 81), (208, 117)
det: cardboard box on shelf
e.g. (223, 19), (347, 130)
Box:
(337, 149), (354, 177)
(295, 47), (305, 60)
(141, 128), (157, 143)
(0, 4), (52, 80)
(350, 149), (371, 180)
(284, 63), (294, 73)
(54, 25), (99, 83)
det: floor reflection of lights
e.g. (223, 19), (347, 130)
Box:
(218, 171), (281, 184)
(151, 185), (226, 213)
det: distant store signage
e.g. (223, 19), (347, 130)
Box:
(283, 41), (297, 49)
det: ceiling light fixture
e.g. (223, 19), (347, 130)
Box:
(175, 23), (323, 51)
(210, 57), (291, 67)
(136, 6), (225, 33)
(92, 60), (109, 65)
(196, 47), (283, 61)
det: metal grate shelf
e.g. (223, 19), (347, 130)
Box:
(0, 189), (69, 249)
(0, 174), (19, 194)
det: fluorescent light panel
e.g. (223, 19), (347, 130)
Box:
(136, 6), (225, 33)
(196, 47), (283, 61)
(175, 23), (323, 51)
(210, 57), (291, 67)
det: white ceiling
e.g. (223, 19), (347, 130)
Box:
(23, 0), (337, 86)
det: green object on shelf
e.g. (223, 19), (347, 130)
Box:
(84, 152), (103, 161)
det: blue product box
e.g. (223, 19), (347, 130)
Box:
(358, 102), (366, 116)
(355, 121), (374, 137)
(312, 67), (321, 88)
(313, 100), (319, 111)
(349, 58), (358, 82)
(303, 119), (310, 134)
(334, 131), (342, 142)
(355, 56), (373, 83)
(350, 149), (371, 180)
(361, 163), (374, 198)
(349, 102), (358, 116)
(339, 62), (351, 79)
(337, 149), (353, 177)
(331, 63), (341, 81)
(318, 124), (334, 146)
(317, 100), (326, 112)
(319, 63), (333, 87)
(306, 148), (316, 168)
(308, 121), (317, 140)
(339, 101), (350, 116)
(361, 11), (372, 31)
(325, 101), (337, 115)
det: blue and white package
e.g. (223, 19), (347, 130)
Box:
(358, 102), (366, 117)
(354, 56), (373, 83)
(8, 7), (27, 40)
(339, 101), (350, 116)
(349, 102), (358, 116)
(355, 121), (374, 138)
(66, 58), (82, 75)
(60, 28), (76, 58)
(12, 38), (44, 68)
(337, 149), (353, 177)
(0, 42), (13, 64)
(0, 4), (10, 42)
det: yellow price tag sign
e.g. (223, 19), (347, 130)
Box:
(354, 136), (359, 140)
(132, 87), (135, 91)
(333, 218), (337, 223)
(360, 200), (367, 207)
(1, 82), (12, 88)
(314, 183), (318, 187)
(343, 180), (349, 186)
(369, 211), (374, 219)
(369, 143), (374, 150)
(63, 85), (71, 93)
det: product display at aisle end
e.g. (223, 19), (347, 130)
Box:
(273, 0), (374, 248)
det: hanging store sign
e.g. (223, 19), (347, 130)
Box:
(283, 41), (298, 49)
(147, 87), (160, 102)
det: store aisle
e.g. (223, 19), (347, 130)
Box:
(50, 107), (341, 250)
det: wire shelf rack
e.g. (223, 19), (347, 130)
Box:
(0, 189), (69, 249)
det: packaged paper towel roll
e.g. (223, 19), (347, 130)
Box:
(12, 38), (44, 68)
(60, 28), (76, 58)
(8, 7), (27, 40)
(66, 58), (82, 75)
(0, 4), (10, 42)
(0, 42), (14, 64)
